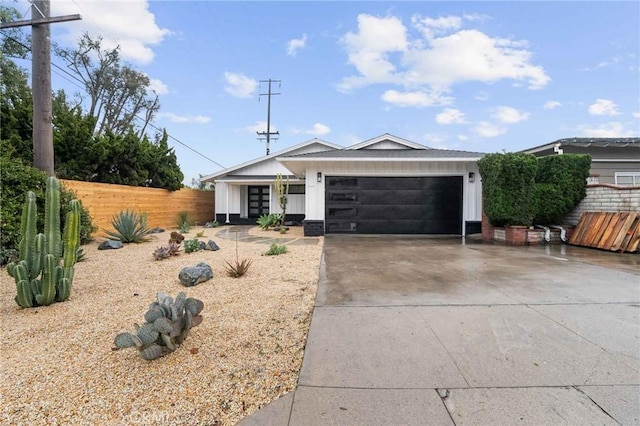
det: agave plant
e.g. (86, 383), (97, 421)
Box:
(224, 232), (252, 278)
(104, 209), (151, 243)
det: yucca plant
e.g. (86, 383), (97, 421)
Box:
(104, 209), (151, 243)
(176, 211), (190, 233)
(224, 232), (252, 278)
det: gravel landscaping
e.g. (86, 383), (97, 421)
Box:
(1, 226), (323, 425)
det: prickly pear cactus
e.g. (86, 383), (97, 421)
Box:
(113, 291), (204, 360)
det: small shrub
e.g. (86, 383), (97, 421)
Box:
(153, 246), (170, 260)
(104, 209), (151, 243)
(169, 231), (184, 245)
(206, 221), (219, 228)
(176, 211), (190, 232)
(225, 259), (253, 278)
(264, 242), (287, 256)
(184, 238), (200, 253)
(196, 230), (206, 238)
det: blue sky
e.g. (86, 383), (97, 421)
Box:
(14, 1), (640, 185)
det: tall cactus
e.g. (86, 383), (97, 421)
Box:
(6, 177), (81, 308)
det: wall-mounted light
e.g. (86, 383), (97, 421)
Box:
(317, 172), (322, 183)
(468, 172), (475, 183)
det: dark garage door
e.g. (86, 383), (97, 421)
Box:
(325, 176), (462, 234)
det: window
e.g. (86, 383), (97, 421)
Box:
(614, 172), (640, 186)
(288, 184), (305, 194)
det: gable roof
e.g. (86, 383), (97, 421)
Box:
(280, 148), (484, 160)
(201, 138), (342, 181)
(522, 137), (640, 154)
(346, 133), (428, 150)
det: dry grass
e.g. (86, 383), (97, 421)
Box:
(0, 226), (323, 425)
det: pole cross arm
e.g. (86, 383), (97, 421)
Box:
(0, 14), (82, 29)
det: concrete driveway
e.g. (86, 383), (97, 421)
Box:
(242, 236), (640, 425)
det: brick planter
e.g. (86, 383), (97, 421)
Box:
(505, 225), (528, 245)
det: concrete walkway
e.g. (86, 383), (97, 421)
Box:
(240, 236), (640, 425)
(215, 225), (320, 246)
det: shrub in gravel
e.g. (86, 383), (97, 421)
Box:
(113, 292), (204, 360)
(264, 242), (287, 256)
(184, 238), (200, 253)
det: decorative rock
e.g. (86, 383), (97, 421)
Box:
(149, 227), (165, 234)
(198, 241), (207, 251)
(204, 240), (220, 251)
(98, 240), (124, 250)
(204, 222), (213, 228)
(178, 262), (213, 287)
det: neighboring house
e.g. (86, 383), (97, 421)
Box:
(521, 137), (640, 185)
(203, 133), (485, 237)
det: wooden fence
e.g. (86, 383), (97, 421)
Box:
(61, 180), (215, 232)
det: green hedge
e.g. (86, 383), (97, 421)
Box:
(479, 153), (591, 227)
(478, 153), (538, 227)
(0, 154), (96, 265)
(533, 154), (591, 224)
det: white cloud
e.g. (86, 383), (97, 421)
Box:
(157, 113), (210, 124)
(493, 106), (530, 124)
(338, 14), (550, 95)
(338, 14), (408, 91)
(543, 100), (562, 110)
(412, 15), (462, 40)
(224, 72), (258, 98)
(51, 0), (170, 64)
(578, 122), (636, 138)
(588, 99), (620, 116)
(148, 78), (168, 95)
(435, 108), (466, 124)
(458, 134), (469, 141)
(292, 123), (331, 136)
(580, 122), (637, 137)
(473, 121), (506, 138)
(287, 34), (307, 56)
(245, 121), (278, 134)
(381, 90), (453, 107)
(423, 133), (448, 148)
(633, 112), (640, 118)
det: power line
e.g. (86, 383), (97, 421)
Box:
(0, 32), (225, 170)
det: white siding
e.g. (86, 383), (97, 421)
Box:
(231, 142), (336, 176)
(362, 140), (413, 150)
(215, 182), (243, 218)
(270, 192), (305, 214)
(305, 161), (482, 224)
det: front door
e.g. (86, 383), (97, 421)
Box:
(248, 186), (270, 218)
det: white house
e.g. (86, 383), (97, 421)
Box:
(203, 133), (485, 236)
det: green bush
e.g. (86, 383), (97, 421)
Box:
(533, 154), (591, 224)
(0, 155), (96, 265)
(264, 242), (287, 256)
(104, 209), (151, 243)
(184, 238), (200, 253)
(478, 153), (538, 227)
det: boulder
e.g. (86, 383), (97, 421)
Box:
(204, 240), (220, 251)
(98, 240), (124, 250)
(179, 262), (213, 287)
(198, 241), (207, 251)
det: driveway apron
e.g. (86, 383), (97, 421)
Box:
(241, 236), (640, 425)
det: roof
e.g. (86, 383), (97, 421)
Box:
(280, 148), (485, 160)
(346, 133), (428, 150)
(201, 138), (342, 181)
(522, 137), (640, 154)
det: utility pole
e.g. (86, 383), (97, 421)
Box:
(257, 79), (281, 155)
(0, 1), (81, 176)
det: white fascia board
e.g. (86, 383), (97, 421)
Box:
(520, 143), (556, 154)
(593, 158), (640, 162)
(346, 133), (428, 150)
(277, 157), (482, 163)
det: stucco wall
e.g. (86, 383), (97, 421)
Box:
(564, 184), (640, 225)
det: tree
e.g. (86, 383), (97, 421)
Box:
(55, 33), (160, 138)
(146, 130), (184, 191)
